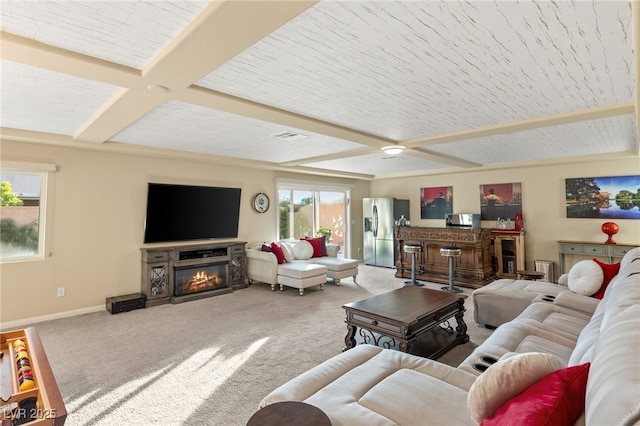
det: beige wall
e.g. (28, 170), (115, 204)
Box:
(0, 141), (369, 325)
(2, 139), (638, 326)
(371, 158), (640, 274)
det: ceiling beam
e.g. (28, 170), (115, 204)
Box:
(403, 102), (636, 148)
(404, 149), (480, 168)
(143, 1), (318, 87)
(278, 147), (379, 167)
(73, 0), (317, 143)
(177, 86), (396, 148)
(0, 32), (142, 89)
(0, 127), (374, 180)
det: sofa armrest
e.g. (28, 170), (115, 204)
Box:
(246, 248), (276, 262)
(246, 249), (278, 285)
(326, 244), (340, 258)
(552, 291), (599, 315)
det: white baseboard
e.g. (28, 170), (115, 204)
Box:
(0, 305), (104, 332)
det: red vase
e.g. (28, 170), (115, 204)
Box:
(514, 212), (524, 231)
(601, 222), (619, 244)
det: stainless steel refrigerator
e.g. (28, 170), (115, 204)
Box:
(363, 198), (410, 268)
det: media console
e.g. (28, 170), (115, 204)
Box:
(141, 241), (247, 306)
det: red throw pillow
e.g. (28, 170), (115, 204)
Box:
(591, 258), (620, 299)
(270, 242), (285, 264)
(303, 237), (324, 258)
(481, 363), (590, 426)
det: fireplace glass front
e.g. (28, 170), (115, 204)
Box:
(173, 263), (228, 297)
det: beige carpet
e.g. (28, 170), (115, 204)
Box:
(28, 264), (493, 426)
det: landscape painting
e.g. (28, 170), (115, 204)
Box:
(420, 186), (452, 219)
(479, 182), (522, 221)
(565, 175), (640, 219)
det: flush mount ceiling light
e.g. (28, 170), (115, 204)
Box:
(381, 145), (406, 155)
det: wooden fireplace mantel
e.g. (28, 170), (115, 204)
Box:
(141, 241), (247, 306)
(394, 227), (494, 288)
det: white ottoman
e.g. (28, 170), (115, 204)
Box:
(277, 263), (327, 295)
(312, 257), (359, 285)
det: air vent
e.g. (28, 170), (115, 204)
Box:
(272, 131), (307, 141)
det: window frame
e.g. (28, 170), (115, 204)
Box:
(0, 161), (54, 264)
(276, 179), (352, 257)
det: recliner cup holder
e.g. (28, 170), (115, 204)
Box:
(481, 356), (498, 364)
(542, 294), (556, 302)
(473, 363), (488, 372)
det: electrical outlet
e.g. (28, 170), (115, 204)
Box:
(57, 287), (65, 297)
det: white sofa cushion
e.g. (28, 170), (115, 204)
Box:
(292, 240), (314, 260)
(567, 260), (603, 296)
(279, 242), (293, 263)
(277, 262), (326, 279)
(586, 304), (640, 426)
(311, 256), (359, 272)
(472, 278), (571, 327)
(467, 352), (565, 423)
(261, 345), (477, 426)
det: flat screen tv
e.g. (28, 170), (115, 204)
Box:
(143, 183), (241, 244)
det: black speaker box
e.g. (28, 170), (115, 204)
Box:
(106, 293), (146, 314)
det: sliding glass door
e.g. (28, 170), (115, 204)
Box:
(277, 182), (351, 257)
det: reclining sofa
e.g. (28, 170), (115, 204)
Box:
(257, 247), (640, 425)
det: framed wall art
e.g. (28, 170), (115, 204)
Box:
(420, 186), (452, 219)
(479, 182), (522, 221)
(565, 175), (640, 219)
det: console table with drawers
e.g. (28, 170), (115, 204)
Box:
(557, 240), (638, 274)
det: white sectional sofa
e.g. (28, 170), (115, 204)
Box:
(257, 247), (640, 425)
(246, 240), (359, 294)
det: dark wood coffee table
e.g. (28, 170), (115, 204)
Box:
(343, 286), (469, 359)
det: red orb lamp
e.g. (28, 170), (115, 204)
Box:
(601, 222), (619, 245)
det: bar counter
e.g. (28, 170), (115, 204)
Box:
(394, 226), (494, 288)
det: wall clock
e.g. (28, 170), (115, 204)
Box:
(252, 192), (270, 213)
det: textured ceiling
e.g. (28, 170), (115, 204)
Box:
(1, 0), (638, 180)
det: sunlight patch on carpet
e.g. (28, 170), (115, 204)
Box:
(66, 338), (269, 425)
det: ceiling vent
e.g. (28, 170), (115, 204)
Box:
(272, 131), (307, 141)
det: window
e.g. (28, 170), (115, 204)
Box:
(277, 180), (351, 257)
(0, 162), (53, 263)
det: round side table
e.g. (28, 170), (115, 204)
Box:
(247, 401), (331, 426)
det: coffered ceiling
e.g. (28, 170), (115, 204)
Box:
(1, 1), (638, 180)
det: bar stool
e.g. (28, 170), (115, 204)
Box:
(403, 243), (424, 286)
(440, 246), (463, 293)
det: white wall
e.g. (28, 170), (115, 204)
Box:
(0, 141), (369, 324)
(371, 158), (640, 274)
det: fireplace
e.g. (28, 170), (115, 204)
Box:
(141, 242), (247, 306)
(174, 262), (228, 297)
